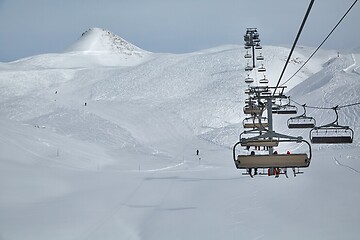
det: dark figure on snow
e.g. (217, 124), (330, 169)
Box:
(250, 151), (257, 175)
(196, 149), (199, 156)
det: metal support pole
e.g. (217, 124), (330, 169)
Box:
(252, 45), (256, 68)
(267, 97), (274, 155)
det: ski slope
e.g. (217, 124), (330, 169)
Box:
(0, 28), (359, 240)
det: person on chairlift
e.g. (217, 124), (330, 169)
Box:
(273, 151), (280, 178)
(250, 151), (258, 175)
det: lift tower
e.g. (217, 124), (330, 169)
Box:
(244, 28), (261, 68)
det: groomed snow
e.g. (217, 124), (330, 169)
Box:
(0, 28), (359, 240)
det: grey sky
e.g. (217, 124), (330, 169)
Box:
(0, 0), (359, 62)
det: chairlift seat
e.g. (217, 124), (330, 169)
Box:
(311, 136), (353, 144)
(256, 55), (264, 60)
(234, 154), (310, 169)
(288, 123), (316, 129)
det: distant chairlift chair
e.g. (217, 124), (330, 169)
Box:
(310, 106), (354, 144)
(287, 104), (316, 128)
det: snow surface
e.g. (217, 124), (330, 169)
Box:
(0, 28), (359, 240)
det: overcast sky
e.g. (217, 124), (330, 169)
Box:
(0, 0), (359, 62)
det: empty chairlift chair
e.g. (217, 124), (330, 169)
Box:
(256, 53), (264, 60)
(273, 97), (298, 114)
(243, 117), (268, 129)
(258, 64), (266, 72)
(287, 104), (316, 128)
(259, 75), (269, 84)
(245, 64), (253, 71)
(244, 52), (252, 59)
(310, 107), (354, 144)
(245, 75), (254, 84)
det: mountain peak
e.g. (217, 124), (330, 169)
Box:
(66, 28), (148, 56)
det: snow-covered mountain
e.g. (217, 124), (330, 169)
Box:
(0, 28), (359, 240)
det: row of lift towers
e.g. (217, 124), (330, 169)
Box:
(233, 28), (354, 177)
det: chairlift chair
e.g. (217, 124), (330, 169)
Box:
(256, 53), (264, 60)
(245, 64), (253, 71)
(276, 105), (298, 114)
(272, 97), (298, 114)
(244, 52), (252, 59)
(245, 75), (254, 84)
(243, 117), (268, 129)
(233, 131), (312, 170)
(255, 45), (262, 50)
(244, 45), (251, 49)
(259, 75), (269, 84)
(258, 64), (266, 72)
(287, 105), (316, 128)
(243, 104), (264, 115)
(310, 107), (354, 144)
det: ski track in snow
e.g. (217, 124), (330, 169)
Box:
(334, 157), (360, 175)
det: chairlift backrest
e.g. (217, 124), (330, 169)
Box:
(234, 154), (310, 169)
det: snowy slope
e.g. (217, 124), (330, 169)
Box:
(0, 28), (359, 240)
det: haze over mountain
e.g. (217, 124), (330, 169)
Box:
(0, 27), (359, 240)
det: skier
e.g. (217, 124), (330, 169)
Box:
(196, 149), (199, 156)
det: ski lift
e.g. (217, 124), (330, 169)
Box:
(245, 75), (254, 84)
(256, 53), (264, 60)
(244, 45), (251, 49)
(244, 52), (252, 59)
(258, 64), (266, 72)
(287, 105), (316, 128)
(255, 44), (262, 50)
(243, 116), (268, 129)
(310, 107), (354, 144)
(233, 131), (312, 170)
(259, 75), (269, 84)
(245, 64), (253, 71)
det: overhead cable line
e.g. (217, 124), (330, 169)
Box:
(281, 0), (359, 87)
(273, 0), (315, 96)
(290, 98), (360, 110)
